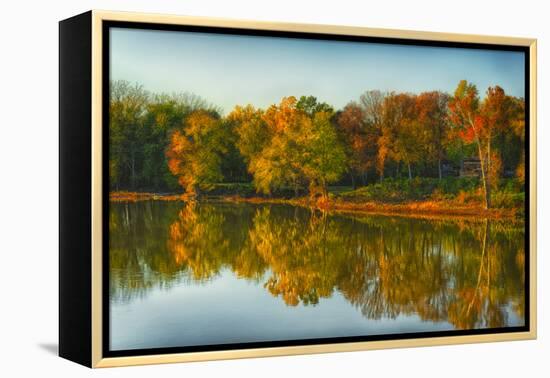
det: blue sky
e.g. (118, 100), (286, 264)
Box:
(110, 28), (525, 115)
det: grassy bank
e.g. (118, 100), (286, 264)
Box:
(334, 177), (524, 209)
(223, 195), (519, 220)
(109, 191), (187, 202)
(110, 177), (524, 219)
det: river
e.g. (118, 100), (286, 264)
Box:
(108, 200), (525, 351)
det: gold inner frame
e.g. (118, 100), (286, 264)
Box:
(90, 9), (537, 368)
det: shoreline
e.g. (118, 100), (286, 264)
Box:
(109, 191), (521, 221)
(222, 195), (519, 221)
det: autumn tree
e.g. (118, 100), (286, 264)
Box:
(237, 97), (346, 198)
(509, 97), (526, 184)
(249, 135), (304, 196)
(336, 101), (378, 188)
(359, 90), (386, 182)
(449, 81), (515, 208)
(480, 86), (515, 190)
(483, 94), (525, 187)
(381, 93), (420, 180)
(227, 105), (270, 164)
(336, 103), (367, 188)
(166, 110), (230, 196)
(249, 97), (309, 195)
(448, 81), (490, 207)
(415, 91), (450, 179)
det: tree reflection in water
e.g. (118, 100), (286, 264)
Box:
(110, 201), (525, 330)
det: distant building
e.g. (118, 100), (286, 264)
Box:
(460, 157), (482, 178)
(441, 160), (459, 177)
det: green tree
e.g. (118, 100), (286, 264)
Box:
(109, 80), (222, 191)
(296, 95), (334, 117)
(141, 96), (187, 191)
(302, 111), (347, 198)
(109, 80), (149, 190)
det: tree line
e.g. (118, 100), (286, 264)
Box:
(109, 79), (525, 208)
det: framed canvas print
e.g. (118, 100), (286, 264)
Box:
(59, 10), (537, 368)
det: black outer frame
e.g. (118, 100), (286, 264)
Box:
(58, 12), (531, 368)
(59, 11), (93, 367)
(100, 21), (530, 359)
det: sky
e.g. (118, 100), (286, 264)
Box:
(110, 27), (525, 115)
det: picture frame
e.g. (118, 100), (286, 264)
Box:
(59, 10), (537, 368)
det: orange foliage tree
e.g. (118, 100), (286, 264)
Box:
(336, 102), (376, 188)
(449, 81), (516, 208)
(166, 110), (230, 196)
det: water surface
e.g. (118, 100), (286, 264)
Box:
(109, 201), (525, 351)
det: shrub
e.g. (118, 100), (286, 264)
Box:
(492, 190), (524, 209)
(336, 176), (522, 208)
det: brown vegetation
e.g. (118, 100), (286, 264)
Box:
(224, 195), (519, 220)
(109, 191), (519, 220)
(109, 191), (188, 202)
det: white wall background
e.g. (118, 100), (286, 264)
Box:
(0, 0), (547, 376)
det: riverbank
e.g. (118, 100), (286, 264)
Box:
(110, 190), (521, 220)
(222, 195), (520, 220)
(109, 191), (187, 202)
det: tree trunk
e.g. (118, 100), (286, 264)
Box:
(350, 173), (356, 190)
(407, 163), (412, 180)
(476, 141), (490, 209)
(131, 155), (136, 190)
(467, 219), (489, 316)
(486, 137), (492, 208)
(187, 183), (200, 198)
(437, 125), (443, 181)
(320, 177), (329, 203)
